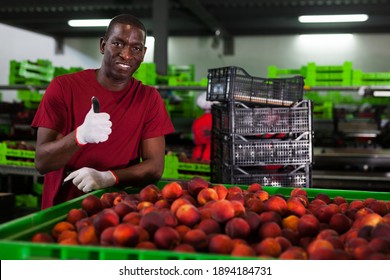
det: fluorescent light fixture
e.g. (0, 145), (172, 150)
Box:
(373, 91), (390, 97)
(298, 14), (369, 23)
(68, 19), (110, 27)
(299, 33), (353, 40)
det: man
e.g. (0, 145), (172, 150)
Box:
(31, 14), (175, 209)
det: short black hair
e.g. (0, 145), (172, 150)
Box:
(104, 14), (147, 42)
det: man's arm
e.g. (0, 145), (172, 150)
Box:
(34, 127), (81, 174)
(112, 136), (166, 186)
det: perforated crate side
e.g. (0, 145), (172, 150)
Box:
(207, 66), (304, 106)
(212, 100), (313, 135)
(212, 163), (312, 188)
(212, 132), (313, 166)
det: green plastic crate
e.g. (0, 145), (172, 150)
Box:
(0, 182), (389, 260)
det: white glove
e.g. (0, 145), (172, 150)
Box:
(75, 102), (112, 145)
(64, 167), (117, 193)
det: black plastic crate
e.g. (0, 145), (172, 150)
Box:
(207, 66), (304, 106)
(211, 131), (313, 166)
(212, 100), (313, 135)
(211, 163), (311, 188)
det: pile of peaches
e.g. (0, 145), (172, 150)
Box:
(31, 177), (390, 259)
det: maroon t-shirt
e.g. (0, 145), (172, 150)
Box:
(32, 69), (175, 209)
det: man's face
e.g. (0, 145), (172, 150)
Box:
(100, 23), (147, 81)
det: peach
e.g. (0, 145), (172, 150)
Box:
(345, 237), (368, 256)
(247, 183), (262, 193)
(275, 236), (292, 251)
(183, 229), (208, 252)
(122, 212), (141, 225)
(197, 188), (219, 206)
(174, 243), (196, 253)
(225, 218), (251, 239)
(100, 226), (115, 246)
(329, 213), (352, 234)
(259, 211), (282, 225)
(313, 204), (334, 223)
(78, 224), (99, 245)
(353, 245), (376, 260)
(264, 195), (287, 216)
(308, 247), (337, 260)
(176, 204), (201, 227)
(75, 217), (93, 232)
(281, 215), (300, 232)
(31, 232), (54, 243)
(212, 184), (228, 200)
(154, 199), (170, 209)
(323, 236), (344, 250)
(357, 225), (373, 240)
(307, 239), (334, 256)
(170, 197), (192, 215)
(113, 202), (134, 219)
(279, 246), (308, 260)
(100, 192), (116, 208)
(57, 230), (78, 243)
(210, 200), (235, 223)
(51, 221), (76, 240)
(136, 226), (150, 242)
(245, 198), (264, 214)
(139, 211), (166, 235)
(286, 198), (306, 217)
(66, 208), (88, 225)
(316, 228), (339, 239)
(371, 222), (390, 239)
(297, 214), (320, 237)
(175, 225), (191, 240)
(159, 208), (178, 227)
(199, 206), (213, 220)
(352, 213), (383, 229)
(208, 234), (234, 255)
(314, 193), (331, 204)
(367, 200), (389, 216)
(254, 237), (282, 258)
(231, 243), (256, 257)
(307, 198), (326, 213)
(332, 196), (347, 205)
(93, 208), (120, 235)
(363, 197), (376, 206)
(58, 237), (79, 245)
(81, 194), (103, 216)
(153, 226), (181, 250)
(258, 222), (282, 239)
(136, 241), (157, 250)
(368, 237), (390, 254)
(281, 228), (300, 245)
(244, 211), (261, 233)
(290, 188), (307, 197)
(139, 184), (160, 203)
(181, 194), (198, 206)
(187, 176), (210, 196)
(196, 218), (221, 235)
(354, 207), (374, 220)
(231, 200), (246, 217)
(226, 186), (243, 198)
(136, 201), (154, 212)
(256, 190), (269, 202)
(161, 181), (183, 201)
(112, 223), (139, 247)
(228, 193), (245, 205)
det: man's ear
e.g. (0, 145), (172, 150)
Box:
(99, 37), (105, 54)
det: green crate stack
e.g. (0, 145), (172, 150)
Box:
(267, 65), (306, 78)
(53, 66), (83, 78)
(162, 154), (210, 181)
(168, 64), (195, 81)
(352, 69), (390, 86)
(133, 63), (157, 85)
(9, 60), (44, 86)
(0, 141), (35, 167)
(305, 61), (353, 86)
(18, 59), (54, 83)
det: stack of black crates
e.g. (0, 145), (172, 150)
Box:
(207, 66), (313, 188)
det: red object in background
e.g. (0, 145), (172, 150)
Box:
(192, 112), (212, 161)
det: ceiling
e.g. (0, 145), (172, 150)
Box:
(1, 0), (390, 40)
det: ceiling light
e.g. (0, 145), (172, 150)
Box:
(298, 14), (369, 23)
(68, 19), (110, 27)
(373, 91), (390, 97)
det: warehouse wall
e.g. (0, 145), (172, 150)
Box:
(2, 22), (390, 101)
